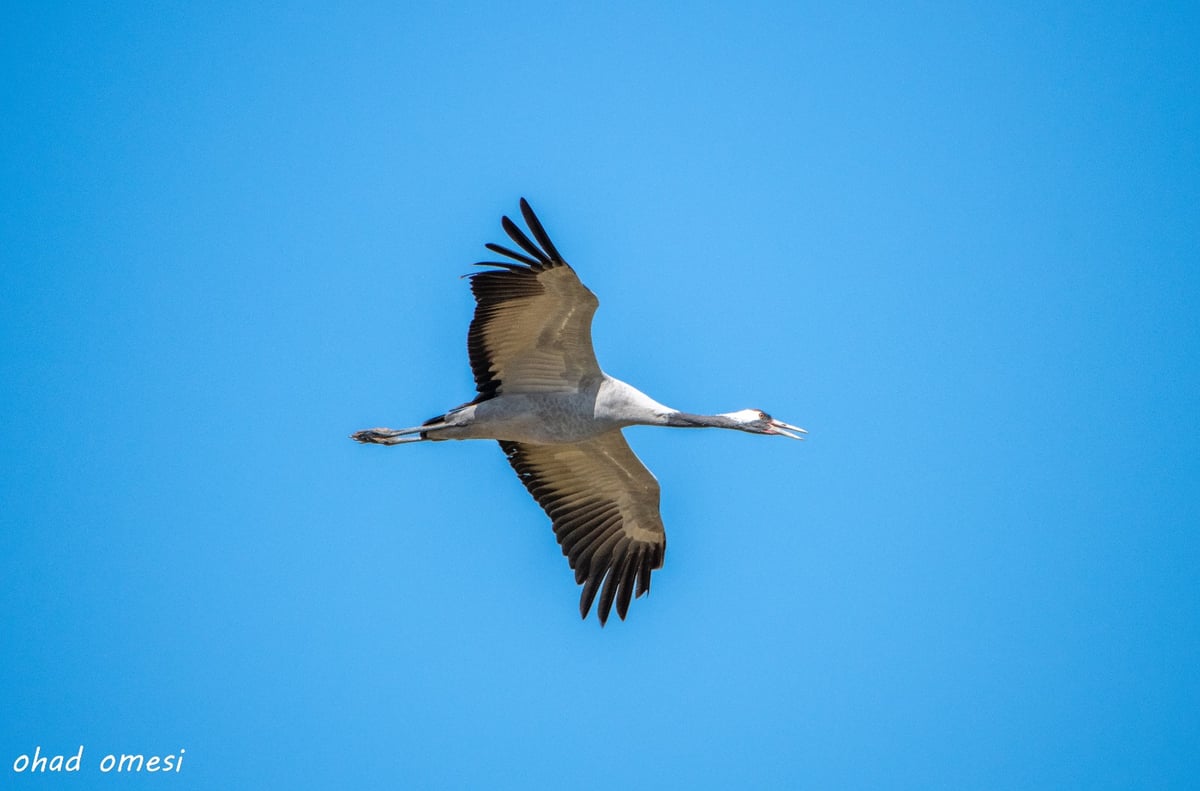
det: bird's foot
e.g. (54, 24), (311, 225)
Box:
(350, 427), (420, 445)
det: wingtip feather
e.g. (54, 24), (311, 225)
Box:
(518, 198), (565, 263)
(501, 215), (551, 264)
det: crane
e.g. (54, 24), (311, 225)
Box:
(352, 199), (805, 625)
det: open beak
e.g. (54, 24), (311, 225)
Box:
(769, 419), (807, 440)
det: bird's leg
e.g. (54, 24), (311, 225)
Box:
(350, 427), (425, 445)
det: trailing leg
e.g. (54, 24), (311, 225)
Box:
(350, 426), (428, 445)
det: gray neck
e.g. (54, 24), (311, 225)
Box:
(664, 412), (739, 430)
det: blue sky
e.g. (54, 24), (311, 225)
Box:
(2, 2), (1197, 788)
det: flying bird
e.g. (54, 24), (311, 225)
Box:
(352, 199), (805, 625)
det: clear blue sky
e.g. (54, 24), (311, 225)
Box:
(2, 2), (1197, 789)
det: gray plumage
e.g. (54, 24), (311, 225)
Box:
(353, 199), (805, 625)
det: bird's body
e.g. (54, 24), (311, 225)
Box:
(353, 200), (804, 624)
(417, 378), (672, 443)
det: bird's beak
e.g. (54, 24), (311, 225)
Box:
(769, 419), (807, 440)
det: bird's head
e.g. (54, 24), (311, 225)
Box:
(720, 409), (807, 439)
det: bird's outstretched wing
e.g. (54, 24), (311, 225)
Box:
(499, 433), (666, 625)
(468, 199), (601, 399)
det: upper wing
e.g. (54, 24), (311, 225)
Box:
(468, 199), (601, 398)
(499, 432), (667, 625)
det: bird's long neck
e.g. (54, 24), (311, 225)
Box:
(664, 411), (741, 430)
(599, 378), (741, 430)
